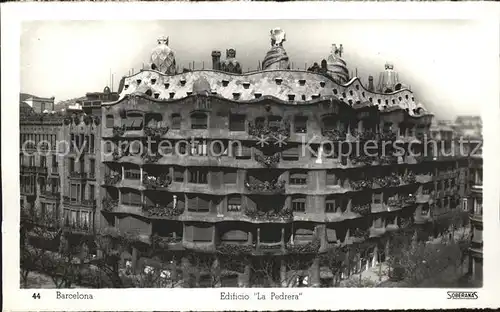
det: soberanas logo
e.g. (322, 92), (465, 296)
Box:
(447, 291), (479, 300)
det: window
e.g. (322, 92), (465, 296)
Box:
(52, 155), (57, 168)
(125, 113), (144, 130)
(191, 113), (208, 129)
(69, 158), (75, 172)
(70, 183), (80, 202)
(79, 157), (85, 173)
(326, 171), (337, 186)
(325, 197), (336, 212)
(290, 172), (307, 185)
(89, 185), (95, 200)
(190, 140), (207, 156)
(90, 159), (95, 176)
(85, 135), (90, 153)
(40, 155), (46, 168)
(106, 115), (114, 128)
(282, 146), (299, 160)
(373, 218), (383, 228)
(189, 168), (208, 184)
(171, 114), (181, 129)
(174, 167), (184, 182)
(124, 166), (140, 180)
(187, 195), (210, 212)
(224, 169), (237, 184)
(191, 225), (213, 242)
(292, 196), (306, 212)
(229, 114), (246, 131)
(294, 116), (308, 133)
(227, 195), (241, 212)
(474, 197), (482, 215)
(90, 134), (95, 153)
(121, 189), (142, 206)
(373, 193), (382, 204)
(268, 116), (282, 131)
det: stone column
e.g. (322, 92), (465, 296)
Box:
(121, 166), (125, 181)
(309, 257), (320, 287)
(131, 246), (138, 274)
(212, 256), (221, 287)
(140, 166), (143, 186)
(181, 256), (191, 288)
(238, 261), (251, 287)
(280, 259), (288, 287)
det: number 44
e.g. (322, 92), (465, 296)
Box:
(32, 293), (41, 299)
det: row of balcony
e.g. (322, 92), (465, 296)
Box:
(62, 196), (97, 208)
(69, 171), (96, 180)
(20, 166), (49, 175)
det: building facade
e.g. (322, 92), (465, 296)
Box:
(24, 96), (56, 114)
(92, 30), (471, 287)
(467, 142), (483, 281)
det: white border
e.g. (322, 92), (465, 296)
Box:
(2, 2), (500, 311)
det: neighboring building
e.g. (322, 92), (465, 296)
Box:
(454, 115), (482, 139)
(94, 29), (471, 287)
(24, 96), (55, 114)
(20, 112), (65, 249)
(78, 86), (119, 116)
(20, 101), (34, 115)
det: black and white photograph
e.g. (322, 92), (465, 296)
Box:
(2, 2), (499, 311)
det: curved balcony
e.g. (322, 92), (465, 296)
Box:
(350, 180), (373, 191)
(141, 204), (184, 219)
(82, 199), (97, 209)
(254, 153), (281, 168)
(244, 179), (286, 195)
(102, 198), (119, 212)
(103, 173), (122, 186)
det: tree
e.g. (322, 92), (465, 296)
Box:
(19, 206), (62, 287)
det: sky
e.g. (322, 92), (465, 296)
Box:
(21, 20), (485, 119)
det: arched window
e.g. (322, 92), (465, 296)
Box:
(191, 112), (208, 129)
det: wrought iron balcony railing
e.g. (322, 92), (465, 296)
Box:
(245, 179), (286, 194)
(243, 206), (293, 221)
(144, 126), (169, 138)
(321, 129), (347, 141)
(69, 171), (87, 179)
(142, 174), (172, 189)
(102, 198), (119, 212)
(351, 204), (370, 215)
(142, 204), (184, 218)
(104, 173), (122, 185)
(248, 122), (290, 140)
(350, 179), (373, 191)
(254, 153), (281, 168)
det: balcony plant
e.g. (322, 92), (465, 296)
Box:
(113, 125), (126, 137)
(254, 153), (281, 168)
(217, 243), (254, 255)
(151, 234), (182, 249)
(351, 129), (378, 141)
(380, 130), (397, 141)
(144, 126), (169, 138)
(245, 179), (286, 194)
(402, 171), (416, 184)
(112, 149), (122, 161)
(243, 206), (293, 221)
(387, 197), (399, 207)
(142, 203), (184, 218)
(321, 129), (347, 141)
(102, 198), (118, 212)
(387, 173), (402, 187)
(104, 172), (121, 185)
(379, 155), (397, 165)
(248, 121), (290, 140)
(142, 173), (172, 189)
(286, 237), (320, 254)
(350, 155), (376, 166)
(372, 176), (389, 188)
(351, 203), (370, 216)
(350, 179), (373, 191)
(351, 228), (370, 240)
(142, 151), (162, 164)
